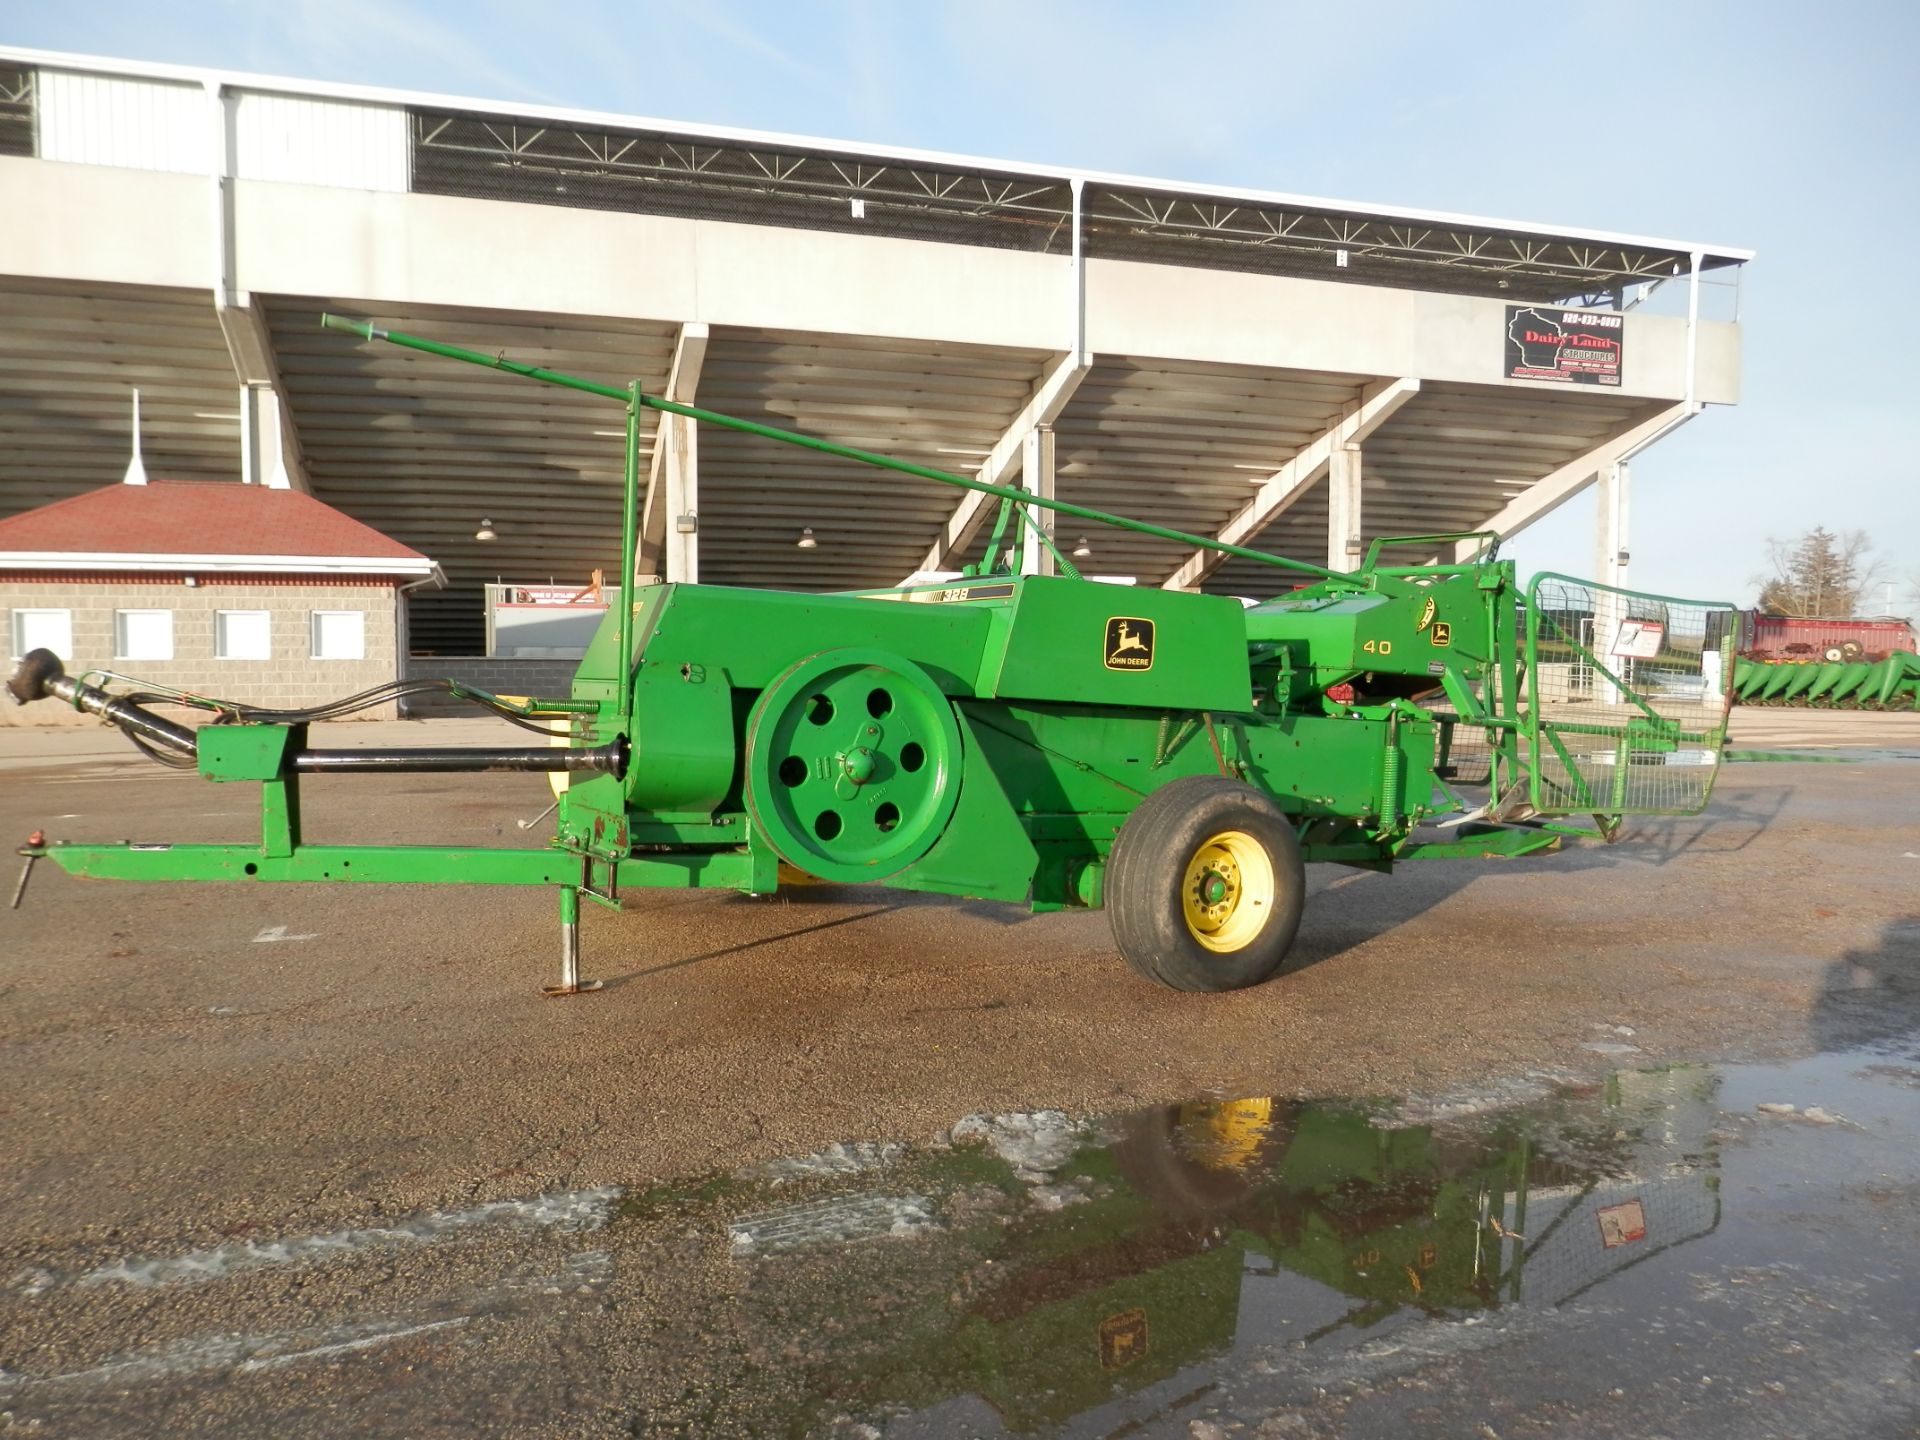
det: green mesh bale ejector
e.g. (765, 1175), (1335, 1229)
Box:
(8, 315), (1741, 997)
(1525, 575), (1737, 817)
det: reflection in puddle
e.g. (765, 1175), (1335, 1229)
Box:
(623, 1069), (1726, 1437)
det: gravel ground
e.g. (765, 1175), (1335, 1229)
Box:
(0, 725), (1914, 1437)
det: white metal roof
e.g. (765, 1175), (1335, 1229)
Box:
(0, 45), (1754, 269)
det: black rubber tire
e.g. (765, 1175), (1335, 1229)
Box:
(1106, 775), (1306, 992)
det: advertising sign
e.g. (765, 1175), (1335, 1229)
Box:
(503, 585), (601, 607)
(1505, 306), (1624, 386)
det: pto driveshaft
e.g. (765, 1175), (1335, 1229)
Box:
(5, 650), (626, 778)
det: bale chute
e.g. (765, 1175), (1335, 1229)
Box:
(1523, 576), (1735, 818)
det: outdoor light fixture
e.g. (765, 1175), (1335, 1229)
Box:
(475, 518), (497, 542)
(796, 528), (818, 549)
(675, 513), (698, 534)
(1072, 538), (1092, 558)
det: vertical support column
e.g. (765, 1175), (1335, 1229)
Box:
(1326, 444), (1363, 572)
(239, 383), (296, 488)
(1591, 460), (1631, 704)
(662, 409), (699, 584)
(1069, 179), (1087, 368)
(1020, 423), (1056, 577)
(1683, 249), (1703, 410)
(208, 81), (310, 493)
(1594, 460), (1630, 593)
(640, 322), (710, 577)
(395, 584), (412, 675)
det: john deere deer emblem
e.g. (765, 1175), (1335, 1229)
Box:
(1098, 1308), (1149, 1370)
(1104, 617), (1155, 671)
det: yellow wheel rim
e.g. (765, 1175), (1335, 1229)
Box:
(1180, 829), (1274, 953)
(1176, 1097), (1276, 1171)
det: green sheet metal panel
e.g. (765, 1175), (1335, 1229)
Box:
(637, 582), (997, 694)
(974, 577), (1254, 712)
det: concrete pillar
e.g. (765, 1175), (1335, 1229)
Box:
(1020, 422), (1056, 576)
(662, 411), (699, 583)
(1326, 443), (1363, 571)
(1594, 459), (1630, 592)
(1591, 459), (1631, 703)
(239, 383), (297, 489)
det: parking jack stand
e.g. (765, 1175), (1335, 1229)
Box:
(545, 885), (603, 997)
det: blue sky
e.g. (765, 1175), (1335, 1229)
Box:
(7, 1), (1917, 609)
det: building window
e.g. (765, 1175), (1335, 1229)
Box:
(310, 610), (365, 660)
(215, 610), (272, 660)
(114, 609), (174, 661)
(9, 608), (72, 660)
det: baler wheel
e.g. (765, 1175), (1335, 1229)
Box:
(744, 647), (962, 884)
(1107, 776), (1305, 992)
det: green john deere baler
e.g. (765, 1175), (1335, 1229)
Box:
(8, 319), (1738, 994)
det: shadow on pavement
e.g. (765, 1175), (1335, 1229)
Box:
(1809, 913), (1920, 1056)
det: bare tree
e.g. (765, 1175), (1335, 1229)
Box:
(1754, 528), (1887, 617)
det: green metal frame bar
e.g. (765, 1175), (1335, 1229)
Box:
(967, 495), (1018, 576)
(1422, 582), (1536, 814)
(1538, 724), (1598, 810)
(645, 389), (1363, 582)
(321, 313), (1360, 589)
(1013, 502), (1083, 580)
(41, 841), (766, 891)
(1397, 829), (1559, 864)
(618, 380), (642, 724)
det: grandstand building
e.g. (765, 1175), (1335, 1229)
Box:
(0, 48), (1748, 688)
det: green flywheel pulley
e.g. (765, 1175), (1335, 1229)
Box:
(744, 648), (962, 883)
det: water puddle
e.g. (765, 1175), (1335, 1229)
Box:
(613, 1040), (1920, 1438)
(7, 1048), (1915, 1437)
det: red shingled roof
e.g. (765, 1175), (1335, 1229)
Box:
(0, 481), (432, 569)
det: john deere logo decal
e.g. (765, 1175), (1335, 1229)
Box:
(1104, 617), (1154, 671)
(1098, 1308), (1149, 1370)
